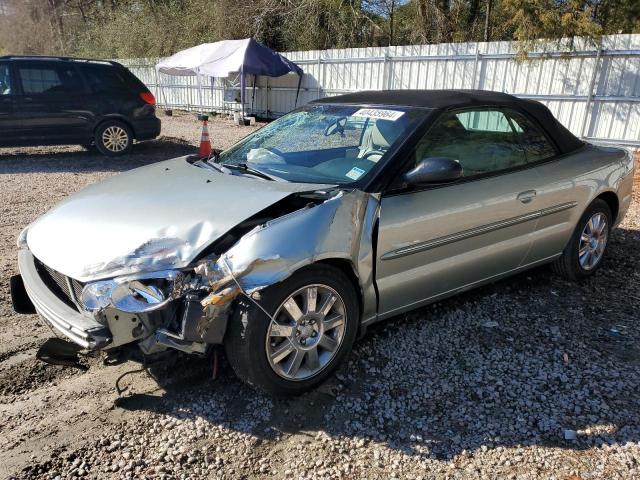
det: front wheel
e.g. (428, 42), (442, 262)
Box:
(95, 121), (133, 156)
(225, 264), (359, 397)
(552, 199), (612, 281)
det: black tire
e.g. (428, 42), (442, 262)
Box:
(225, 264), (359, 397)
(552, 198), (612, 281)
(94, 121), (133, 156)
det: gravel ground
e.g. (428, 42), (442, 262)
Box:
(1, 113), (639, 480)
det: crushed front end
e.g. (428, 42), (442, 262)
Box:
(14, 242), (244, 361)
(12, 186), (378, 367)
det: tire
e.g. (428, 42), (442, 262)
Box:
(94, 121), (133, 156)
(552, 198), (612, 281)
(225, 264), (359, 397)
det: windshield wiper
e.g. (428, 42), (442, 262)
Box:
(202, 159), (231, 175)
(222, 162), (281, 181)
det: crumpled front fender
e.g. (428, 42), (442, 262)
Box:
(213, 189), (380, 324)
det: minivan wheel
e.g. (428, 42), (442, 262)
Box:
(225, 264), (359, 397)
(95, 121), (133, 156)
(552, 199), (612, 281)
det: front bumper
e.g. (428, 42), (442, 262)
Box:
(18, 250), (111, 349)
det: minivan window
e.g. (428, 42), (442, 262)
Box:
(0, 63), (11, 95)
(83, 66), (127, 93)
(17, 64), (83, 95)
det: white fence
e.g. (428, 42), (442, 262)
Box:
(119, 34), (640, 147)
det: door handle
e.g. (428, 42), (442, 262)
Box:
(517, 190), (537, 204)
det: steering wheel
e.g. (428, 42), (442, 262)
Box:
(324, 117), (347, 137)
(361, 150), (386, 161)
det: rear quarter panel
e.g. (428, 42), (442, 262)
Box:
(526, 144), (632, 261)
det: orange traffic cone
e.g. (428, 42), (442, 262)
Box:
(198, 114), (212, 158)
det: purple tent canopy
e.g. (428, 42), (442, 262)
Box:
(156, 38), (304, 116)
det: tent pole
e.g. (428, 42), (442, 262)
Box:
(251, 74), (256, 117)
(240, 66), (246, 121)
(211, 77), (215, 114)
(196, 73), (203, 113)
(154, 66), (168, 109)
(294, 74), (302, 108)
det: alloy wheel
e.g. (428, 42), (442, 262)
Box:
(266, 284), (346, 381)
(102, 126), (129, 152)
(578, 212), (608, 271)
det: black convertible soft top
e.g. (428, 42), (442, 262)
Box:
(313, 89), (584, 154)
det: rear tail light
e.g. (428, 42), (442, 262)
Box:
(139, 92), (156, 105)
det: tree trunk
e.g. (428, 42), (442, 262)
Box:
(484, 0), (492, 42)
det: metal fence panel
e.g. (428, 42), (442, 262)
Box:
(118, 34), (640, 146)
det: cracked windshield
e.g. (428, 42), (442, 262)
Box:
(216, 104), (426, 184)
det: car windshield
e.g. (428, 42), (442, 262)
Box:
(216, 104), (427, 184)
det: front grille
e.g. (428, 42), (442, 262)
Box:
(33, 257), (84, 311)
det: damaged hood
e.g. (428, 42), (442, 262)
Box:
(26, 156), (329, 282)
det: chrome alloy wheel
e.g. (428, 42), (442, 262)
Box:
(102, 126), (129, 152)
(578, 212), (608, 271)
(266, 284), (346, 381)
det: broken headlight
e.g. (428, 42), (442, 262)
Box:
(81, 271), (181, 313)
(17, 226), (29, 249)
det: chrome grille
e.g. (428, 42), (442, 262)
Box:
(33, 258), (84, 311)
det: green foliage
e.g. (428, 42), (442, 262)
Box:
(0, 0), (638, 58)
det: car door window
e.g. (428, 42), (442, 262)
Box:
(414, 109), (527, 178)
(0, 63), (11, 95)
(17, 64), (83, 95)
(504, 110), (557, 163)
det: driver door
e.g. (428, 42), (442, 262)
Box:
(375, 108), (541, 317)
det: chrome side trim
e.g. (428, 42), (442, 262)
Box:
(381, 201), (577, 261)
(368, 252), (563, 324)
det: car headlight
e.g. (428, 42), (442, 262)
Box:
(17, 226), (29, 249)
(81, 271), (180, 313)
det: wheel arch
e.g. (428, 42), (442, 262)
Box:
(315, 258), (364, 322)
(94, 116), (136, 138)
(594, 190), (619, 225)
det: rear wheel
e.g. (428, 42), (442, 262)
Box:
(95, 121), (133, 156)
(552, 199), (612, 281)
(225, 264), (359, 397)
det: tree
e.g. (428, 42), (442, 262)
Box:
(0, 0), (637, 58)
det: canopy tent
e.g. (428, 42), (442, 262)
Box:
(156, 38), (303, 118)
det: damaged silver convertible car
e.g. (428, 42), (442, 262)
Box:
(12, 90), (635, 396)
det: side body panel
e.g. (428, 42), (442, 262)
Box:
(375, 169), (541, 318)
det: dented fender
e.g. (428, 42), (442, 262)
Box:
(203, 190), (380, 325)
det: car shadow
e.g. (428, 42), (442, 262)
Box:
(0, 136), (195, 174)
(111, 225), (640, 461)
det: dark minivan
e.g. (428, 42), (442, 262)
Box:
(0, 56), (160, 156)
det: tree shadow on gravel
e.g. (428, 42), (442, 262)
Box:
(0, 137), (195, 174)
(110, 225), (640, 461)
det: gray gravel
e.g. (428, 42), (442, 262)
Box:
(1, 114), (639, 479)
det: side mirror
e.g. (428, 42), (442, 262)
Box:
(403, 157), (462, 185)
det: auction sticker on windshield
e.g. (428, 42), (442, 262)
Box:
(352, 108), (405, 121)
(346, 166), (366, 180)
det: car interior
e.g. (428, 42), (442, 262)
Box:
(415, 110), (529, 177)
(311, 119), (404, 179)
